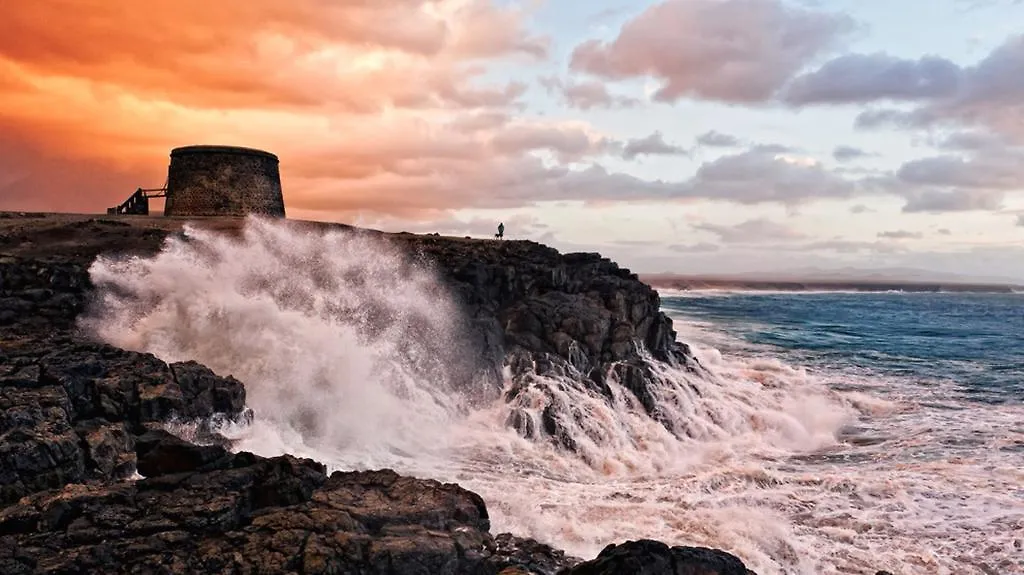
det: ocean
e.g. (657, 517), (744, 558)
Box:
(83, 220), (1024, 575)
(659, 291), (1024, 575)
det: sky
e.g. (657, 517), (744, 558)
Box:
(2, 0), (1024, 280)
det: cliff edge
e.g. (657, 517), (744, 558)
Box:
(0, 212), (750, 575)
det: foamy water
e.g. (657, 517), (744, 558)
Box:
(84, 218), (1023, 575)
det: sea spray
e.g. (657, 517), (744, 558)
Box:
(84, 217), (972, 574)
(83, 218), (490, 469)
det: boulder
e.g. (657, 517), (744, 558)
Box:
(0, 435), (574, 575)
(561, 539), (755, 575)
(0, 342), (247, 504)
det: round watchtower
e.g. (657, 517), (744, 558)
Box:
(163, 145), (285, 218)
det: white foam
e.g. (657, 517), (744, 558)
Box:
(83, 218), (1024, 575)
(84, 218), (475, 470)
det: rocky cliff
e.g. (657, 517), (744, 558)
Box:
(0, 212), (752, 575)
(393, 235), (702, 448)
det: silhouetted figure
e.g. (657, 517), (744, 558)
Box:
(496, 222), (505, 240)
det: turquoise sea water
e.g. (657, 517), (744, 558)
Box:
(662, 292), (1024, 403)
(658, 291), (1023, 573)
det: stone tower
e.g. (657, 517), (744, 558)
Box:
(163, 145), (285, 218)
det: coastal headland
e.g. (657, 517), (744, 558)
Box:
(643, 274), (1023, 294)
(0, 212), (760, 575)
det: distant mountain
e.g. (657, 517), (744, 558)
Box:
(697, 266), (1023, 286)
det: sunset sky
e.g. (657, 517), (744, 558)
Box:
(2, 0), (1024, 280)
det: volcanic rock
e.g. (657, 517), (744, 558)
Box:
(0, 432), (579, 574)
(561, 539), (756, 575)
(0, 213), (755, 575)
(0, 342), (247, 505)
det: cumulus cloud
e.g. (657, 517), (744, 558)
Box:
(489, 123), (617, 162)
(878, 230), (923, 239)
(621, 132), (689, 160)
(569, 0), (853, 103)
(694, 218), (805, 243)
(0, 1), (546, 113)
(16, 1), (868, 218)
(900, 189), (1005, 213)
(683, 148), (857, 204)
(804, 34), (1024, 141)
(695, 131), (741, 147)
(784, 54), (962, 105)
(833, 145), (871, 162)
(864, 145), (1024, 213)
(934, 130), (1009, 151)
(895, 154), (1024, 189)
(538, 76), (641, 110)
(0, 0), (556, 215)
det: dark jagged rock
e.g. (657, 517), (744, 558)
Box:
(0, 213), (754, 575)
(134, 429), (231, 476)
(396, 236), (702, 447)
(561, 539), (756, 575)
(0, 342), (247, 504)
(2, 216), (700, 449)
(0, 433), (575, 575)
(490, 533), (582, 575)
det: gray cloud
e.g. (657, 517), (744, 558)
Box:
(865, 146), (1024, 213)
(304, 141), (872, 214)
(506, 147), (860, 206)
(489, 124), (615, 162)
(896, 154), (1024, 189)
(783, 53), (962, 105)
(1017, 214), (1024, 227)
(878, 230), (923, 239)
(447, 112), (510, 133)
(938, 228), (952, 235)
(538, 76), (641, 110)
(935, 130), (1009, 151)
(569, 0), (853, 103)
(901, 188), (1005, 213)
(621, 132), (689, 160)
(849, 204), (874, 214)
(695, 131), (741, 147)
(827, 35), (1024, 140)
(668, 242), (721, 253)
(694, 218), (805, 243)
(684, 148), (857, 204)
(569, 5), (1023, 146)
(833, 145), (871, 162)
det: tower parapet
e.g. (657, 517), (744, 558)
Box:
(163, 145), (285, 218)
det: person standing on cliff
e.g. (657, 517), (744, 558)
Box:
(497, 222), (505, 240)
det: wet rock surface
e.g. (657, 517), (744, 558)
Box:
(0, 213), (756, 575)
(0, 434), (580, 575)
(0, 342), (247, 505)
(560, 540), (756, 575)
(400, 236), (697, 376)
(396, 235), (703, 448)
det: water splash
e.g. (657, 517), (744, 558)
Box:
(81, 218), (1022, 575)
(83, 217), (486, 469)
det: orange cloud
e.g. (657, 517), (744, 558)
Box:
(569, 0), (852, 103)
(0, 0), (552, 216)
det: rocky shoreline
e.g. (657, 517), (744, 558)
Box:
(0, 213), (756, 574)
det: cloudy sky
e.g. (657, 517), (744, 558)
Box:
(2, 0), (1024, 280)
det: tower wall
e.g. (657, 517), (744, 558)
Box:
(163, 145), (285, 218)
